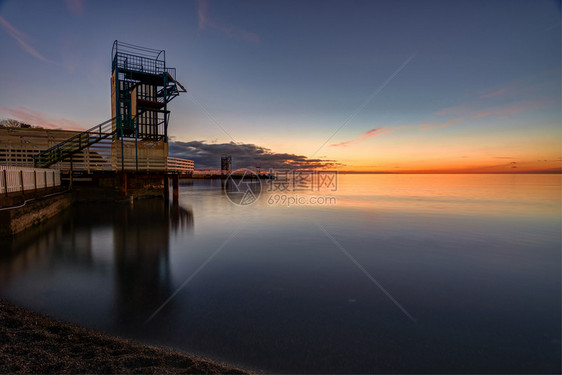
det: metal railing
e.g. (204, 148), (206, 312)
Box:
(113, 52), (167, 76)
(33, 117), (118, 168)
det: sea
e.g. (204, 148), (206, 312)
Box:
(0, 174), (560, 373)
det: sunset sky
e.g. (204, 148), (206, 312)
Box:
(0, 0), (560, 173)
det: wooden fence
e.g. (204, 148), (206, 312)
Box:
(0, 165), (61, 194)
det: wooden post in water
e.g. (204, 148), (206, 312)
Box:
(164, 174), (170, 201)
(172, 174), (179, 203)
(120, 171), (128, 197)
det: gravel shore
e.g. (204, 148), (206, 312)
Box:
(0, 300), (249, 374)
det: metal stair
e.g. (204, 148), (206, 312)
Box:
(33, 117), (118, 168)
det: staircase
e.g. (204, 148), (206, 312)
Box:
(33, 117), (118, 168)
(157, 71), (187, 103)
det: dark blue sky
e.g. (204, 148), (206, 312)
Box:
(0, 0), (560, 171)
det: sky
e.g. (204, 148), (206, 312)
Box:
(0, 0), (560, 172)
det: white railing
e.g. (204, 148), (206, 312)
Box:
(167, 157), (194, 174)
(0, 165), (61, 194)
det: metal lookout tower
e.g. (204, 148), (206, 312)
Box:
(32, 41), (187, 173)
(111, 41), (186, 170)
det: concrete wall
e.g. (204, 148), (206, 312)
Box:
(0, 192), (74, 236)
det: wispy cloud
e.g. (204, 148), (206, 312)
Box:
(170, 140), (339, 170)
(472, 99), (554, 118)
(65, 0), (84, 16)
(0, 106), (84, 130)
(477, 78), (538, 99)
(330, 127), (398, 147)
(424, 98), (555, 131)
(439, 98), (557, 120)
(197, 0), (260, 44)
(0, 16), (59, 65)
(541, 20), (561, 33)
(435, 105), (475, 116)
(419, 116), (463, 131)
(330, 93), (558, 148)
(478, 82), (520, 99)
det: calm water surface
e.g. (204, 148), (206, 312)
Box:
(0, 174), (560, 373)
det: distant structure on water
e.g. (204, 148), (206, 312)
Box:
(221, 155), (232, 175)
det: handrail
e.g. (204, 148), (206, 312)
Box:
(38, 116), (116, 156)
(33, 116), (125, 168)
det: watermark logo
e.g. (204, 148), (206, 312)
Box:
(224, 169), (262, 206)
(266, 169), (338, 192)
(266, 169), (338, 206)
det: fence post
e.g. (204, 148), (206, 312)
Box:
(2, 169), (7, 197)
(52, 171), (56, 188)
(19, 170), (24, 194)
(34, 170), (37, 192)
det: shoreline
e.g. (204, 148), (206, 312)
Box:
(0, 299), (250, 374)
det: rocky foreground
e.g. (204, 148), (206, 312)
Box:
(0, 300), (249, 374)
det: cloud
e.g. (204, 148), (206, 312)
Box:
(170, 140), (339, 170)
(197, 0), (260, 43)
(330, 127), (387, 147)
(419, 116), (464, 131)
(65, 0), (84, 16)
(0, 16), (59, 65)
(329, 92), (558, 148)
(437, 75), (557, 119)
(434, 97), (557, 125)
(0, 106), (84, 130)
(472, 98), (556, 119)
(480, 87), (510, 99)
(541, 20), (561, 33)
(435, 105), (475, 116)
(475, 77), (539, 100)
(330, 125), (412, 147)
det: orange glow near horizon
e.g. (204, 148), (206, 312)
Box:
(333, 159), (562, 174)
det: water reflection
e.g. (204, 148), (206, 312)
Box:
(0, 198), (194, 330)
(112, 199), (191, 327)
(170, 199), (194, 233)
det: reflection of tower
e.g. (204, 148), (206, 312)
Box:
(112, 199), (173, 327)
(221, 155), (232, 176)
